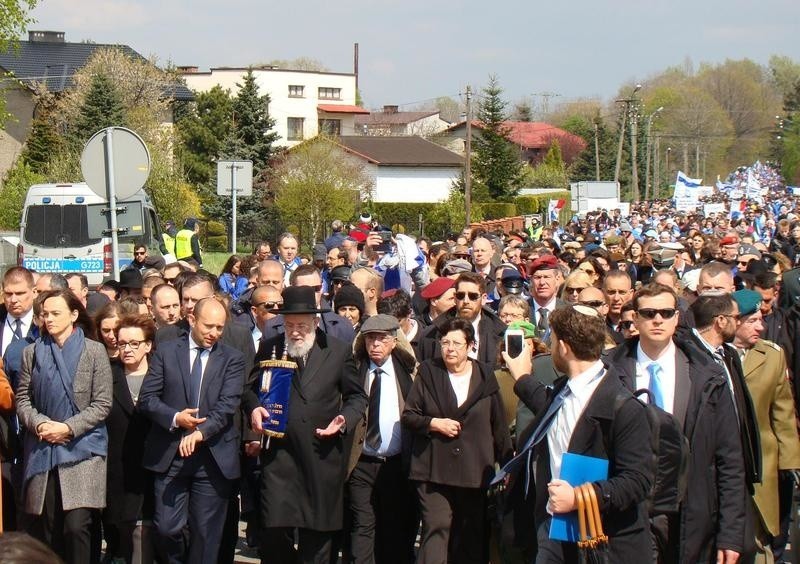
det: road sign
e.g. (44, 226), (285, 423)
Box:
(81, 127), (151, 200)
(86, 200), (145, 240)
(217, 161), (253, 196)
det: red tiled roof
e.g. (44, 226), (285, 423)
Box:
(445, 120), (587, 151)
(317, 104), (370, 114)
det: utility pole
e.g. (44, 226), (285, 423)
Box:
(630, 101), (640, 201)
(594, 120), (600, 181)
(614, 84), (641, 189)
(644, 106), (664, 201)
(653, 135), (660, 199)
(665, 146), (672, 197)
(464, 85), (473, 227)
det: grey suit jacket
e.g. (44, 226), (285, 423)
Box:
(16, 338), (113, 514)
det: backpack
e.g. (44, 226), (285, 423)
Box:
(616, 388), (690, 515)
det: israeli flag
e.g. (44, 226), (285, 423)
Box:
(676, 171), (702, 189)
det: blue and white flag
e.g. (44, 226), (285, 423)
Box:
(745, 169), (761, 198)
(676, 171), (702, 189)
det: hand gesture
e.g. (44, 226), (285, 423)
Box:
(430, 417), (461, 438)
(175, 408), (206, 431)
(315, 414), (346, 438)
(37, 421), (72, 444)
(179, 430), (204, 457)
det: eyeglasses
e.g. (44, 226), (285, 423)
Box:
(499, 311), (525, 321)
(637, 308), (677, 320)
(117, 340), (145, 350)
(565, 286), (587, 294)
(455, 291), (481, 302)
(440, 339), (468, 350)
(619, 320), (635, 330)
(256, 301), (282, 310)
(579, 300), (606, 308)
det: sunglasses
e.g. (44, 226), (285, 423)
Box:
(134, 251), (146, 256)
(455, 291), (481, 302)
(256, 301), (282, 310)
(578, 268), (595, 275)
(579, 300), (606, 308)
(637, 308), (677, 320)
(565, 286), (587, 294)
(619, 320), (635, 330)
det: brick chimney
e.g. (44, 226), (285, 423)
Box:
(28, 31), (65, 43)
(383, 105), (399, 114)
(176, 66), (199, 74)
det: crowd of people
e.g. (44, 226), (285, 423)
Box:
(1, 194), (800, 564)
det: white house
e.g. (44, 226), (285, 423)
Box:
(178, 65), (368, 147)
(355, 105), (450, 137)
(334, 136), (463, 203)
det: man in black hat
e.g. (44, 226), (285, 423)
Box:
(243, 286), (367, 564)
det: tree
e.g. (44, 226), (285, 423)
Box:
(471, 76), (526, 201)
(272, 137), (373, 244)
(427, 185), (484, 235)
(560, 114), (616, 181)
(0, 0), (36, 124)
(222, 69), (279, 170)
(21, 88), (63, 173)
(0, 158), (42, 229)
(176, 85), (234, 185)
(261, 57), (329, 72)
(512, 100), (533, 122)
(526, 141), (569, 189)
(70, 72), (126, 148)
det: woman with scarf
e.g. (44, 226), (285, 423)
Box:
(16, 289), (112, 564)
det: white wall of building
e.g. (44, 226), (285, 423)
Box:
(365, 165), (459, 203)
(181, 68), (358, 147)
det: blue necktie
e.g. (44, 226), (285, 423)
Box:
(492, 385), (571, 488)
(11, 318), (22, 342)
(189, 347), (206, 409)
(647, 362), (664, 409)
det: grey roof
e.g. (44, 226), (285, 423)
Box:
(336, 136), (463, 167)
(0, 40), (193, 101)
(355, 110), (440, 126)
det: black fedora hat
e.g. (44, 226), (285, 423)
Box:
(276, 286), (330, 315)
(119, 268), (143, 290)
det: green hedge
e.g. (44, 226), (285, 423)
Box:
(206, 235), (229, 252)
(514, 192), (572, 215)
(207, 220), (226, 237)
(476, 202), (517, 220)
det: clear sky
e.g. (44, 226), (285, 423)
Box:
(28, 0), (800, 111)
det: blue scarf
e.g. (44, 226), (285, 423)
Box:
(24, 328), (108, 483)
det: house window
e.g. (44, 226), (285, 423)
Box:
(288, 85), (304, 98)
(318, 87), (341, 100)
(318, 119), (341, 136)
(287, 117), (304, 141)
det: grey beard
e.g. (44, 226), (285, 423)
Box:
(287, 336), (314, 359)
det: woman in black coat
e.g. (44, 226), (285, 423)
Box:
(402, 318), (512, 564)
(104, 314), (156, 564)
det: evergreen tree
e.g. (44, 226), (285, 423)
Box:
(22, 94), (63, 174)
(70, 72), (125, 147)
(512, 100), (534, 122)
(222, 69), (279, 169)
(176, 86), (234, 185)
(561, 114), (617, 182)
(471, 76), (526, 201)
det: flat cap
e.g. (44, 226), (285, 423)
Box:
(330, 265), (352, 282)
(732, 289), (762, 317)
(420, 276), (455, 300)
(360, 314), (400, 335)
(441, 259), (472, 276)
(737, 243), (761, 259)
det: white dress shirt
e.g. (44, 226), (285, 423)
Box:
(532, 297), (557, 324)
(363, 359), (402, 457)
(448, 370), (472, 408)
(635, 341), (677, 414)
(547, 359), (605, 480)
(469, 313), (482, 360)
(1, 308), (33, 357)
(171, 335), (212, 429)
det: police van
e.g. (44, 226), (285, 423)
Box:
(18, 183), (164, 287)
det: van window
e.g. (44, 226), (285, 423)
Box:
(24, 204), (101, 247)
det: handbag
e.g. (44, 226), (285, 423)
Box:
(574, 483), (610, 564)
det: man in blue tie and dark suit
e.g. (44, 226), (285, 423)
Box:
(139, 297), (245, 564)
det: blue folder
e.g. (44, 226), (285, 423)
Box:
(549, 452), (609, 542)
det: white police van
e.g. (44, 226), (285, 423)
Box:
(18, 183), (164, 287)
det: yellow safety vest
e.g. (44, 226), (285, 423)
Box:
(162, 233), (175, 256)
(174, 229), (194, 260)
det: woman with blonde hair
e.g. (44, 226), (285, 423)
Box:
(560, 270), (593, 303)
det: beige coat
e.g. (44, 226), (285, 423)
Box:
(16, 339), (113, 514)
(742, 339), (800, 535)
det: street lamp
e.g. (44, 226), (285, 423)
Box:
(613, 83), (642, 195)
(644, 106), (664, 201)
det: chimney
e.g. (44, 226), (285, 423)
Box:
(176, 66), (199, 74)
(383, 105), (399, 114)
(28, 31), (65, 43)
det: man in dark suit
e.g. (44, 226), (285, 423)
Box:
(138, 298), (245, 564)
(243, 286), (367, 564)
(528, 254), (567, 345)
(347, 314), (417, 563)
(416, 272), (506, 369)
(260, 264), (355, 344)
(498, 304), (654, 562)
(0, 266), (39, 531)
(606, 285), (747, 563)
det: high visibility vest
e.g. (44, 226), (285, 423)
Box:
(174, 229), (194, 259)
(162, 233), (175, 256)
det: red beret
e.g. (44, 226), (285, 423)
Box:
(420, 277), (456, 300)
(348, 228), (367, 243)
(719, 235), (739, 246)
(528, 254), (559, 275)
